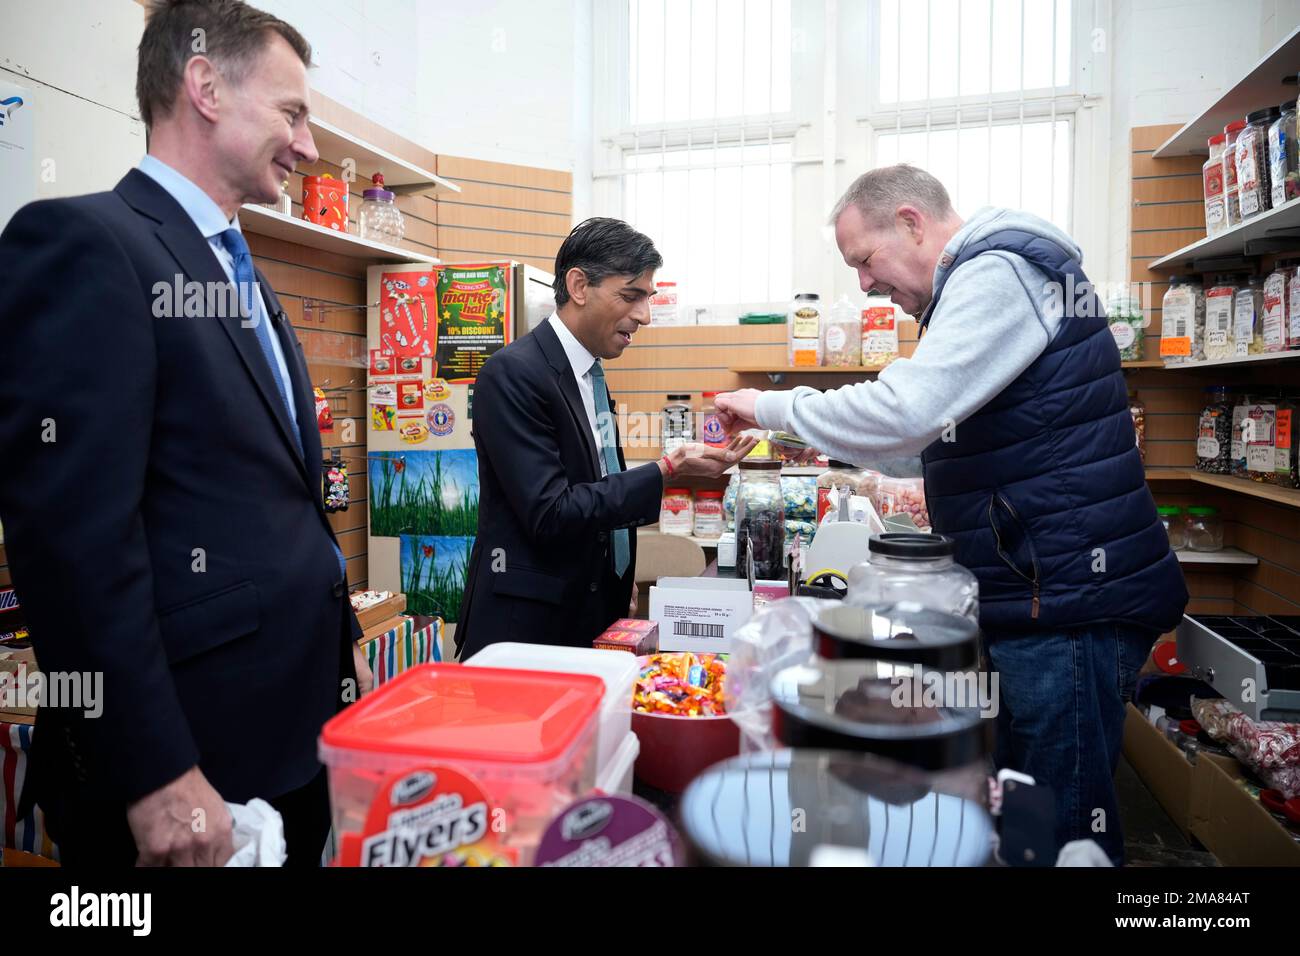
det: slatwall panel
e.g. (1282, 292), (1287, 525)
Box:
(1132, 123), (1300, 619)
(603, 318), (922, 462)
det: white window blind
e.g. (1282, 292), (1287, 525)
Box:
(869, 0), (1077, 232)
(607, 0), (796, 310)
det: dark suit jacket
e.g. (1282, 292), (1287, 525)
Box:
(0, 170), (361, 821)
(455, 318), (663, 660)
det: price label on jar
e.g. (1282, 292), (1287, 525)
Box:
(1247, 444), (1275, 472)
(1109, 320), (1135, 350)
(1159, 336), (1191, 357)
(1197, 436), (1221, 459)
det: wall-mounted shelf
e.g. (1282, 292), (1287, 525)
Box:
(1151, 350), (1300, 372)
(1183, 472), (1300, 508)
(1152, 25), (1300, 158)
(1175, 548), (1258, 566)
(308, 115), (461, 195)
(240, 204), (439, 264)
(1146, 468), (1192, 481)
(1147, 197), (1300, 271)
(730, 365), (887, 385)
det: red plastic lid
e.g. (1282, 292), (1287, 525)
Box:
(1208, 134), (1226, 146)
(1224, 120), (1247, 135)
(664, 487), (691, 497)
(1153, 641), (1187, 675)
(697, 490), (723, 498)
(1179, 719), (1202, 736)
(702, 391), (720, 398)
(320, 664), (604, 764)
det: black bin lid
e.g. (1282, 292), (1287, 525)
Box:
(813, 604), (980, 670)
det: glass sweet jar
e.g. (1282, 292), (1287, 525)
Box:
(358, 172), (405, 245)
(845, 533), (979, 623)
(735, 460), (786, 580)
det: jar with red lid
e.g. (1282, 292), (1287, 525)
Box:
(660, 488), (694, 536)
(693, 490), (724, 539)
(700, 391), (726, 446)
(1223, 120), (1247, 228)
(1203, 133), (1228, 236)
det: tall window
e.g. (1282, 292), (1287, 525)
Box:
(610, 0), (795, 310)
(869, 0), (1077, 231)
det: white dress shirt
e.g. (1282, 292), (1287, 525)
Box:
(547, 312), (608, 477)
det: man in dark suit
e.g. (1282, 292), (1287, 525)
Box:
(0, 0), (368, 866)
(455, 218), (754, 661)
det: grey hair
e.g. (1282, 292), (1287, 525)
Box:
(829, 164), (956, 228)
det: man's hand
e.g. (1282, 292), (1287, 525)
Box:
(660, 434), (759, 479)
(127, 766), (234, 867)
(713, 389), (763, 434)
(628, 582), (639, 618)
(354, 641), (374, 697)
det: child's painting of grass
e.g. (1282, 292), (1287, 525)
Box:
(399, 535), (475, 622)
(369, 449), (479, 537)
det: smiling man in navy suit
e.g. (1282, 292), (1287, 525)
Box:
(0, 0), (368, 866)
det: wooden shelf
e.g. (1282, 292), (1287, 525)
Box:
(730, 365), (887, 375)
(1152, 350), (1300, 372)
(239, 204), (439, 264)
(1146, 468), (1192, 481)
(1183, 471), (1300, 508)
(1175, 547), (1258, 566)
(1147, 197), (1300, 270)
(1153, 25), (1300, 158)
(308, 115), (461, 195)
(1122, 360), (1167, 368)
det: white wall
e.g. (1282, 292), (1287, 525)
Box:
(0, 0), (585, 221)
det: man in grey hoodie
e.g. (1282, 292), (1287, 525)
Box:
(715, 164), (1187, 864)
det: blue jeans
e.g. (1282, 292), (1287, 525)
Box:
(984, 623), (1155, 866)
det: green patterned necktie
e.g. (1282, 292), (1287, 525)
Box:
(588, 360), (630, 577)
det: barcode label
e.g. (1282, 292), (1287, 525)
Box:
(673, 621), (725, 638)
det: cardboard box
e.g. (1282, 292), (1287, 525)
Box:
(1122, 702), (1198, 838)
(351, 592), (406, 632)
(594, 619), (658, 655)
(1190, 749), (1300, 866)
(649, 577), (753, 655)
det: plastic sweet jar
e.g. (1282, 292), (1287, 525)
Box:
(1161, 276), (1205, 365)
(661, 393), (693, 455)
(735, 460), (786, 580)
(699, 391), (727, 447)
(845, 533), (979, 623)
(768, 603), (993, 807)
(693, 490), (724, 539)
(678, 747), (994, 867)
(1195, 385), (1234, 475)
(1185, 507), (1224, 552)
(1237, 107), (1280, 220)
(359, 173), (404, 244)
(1158, 506), (1188, 551)
(816, 460), (865, 522)
(1223, 119), (1247, 228)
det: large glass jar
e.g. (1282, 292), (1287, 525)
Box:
(1269, 101), (1298, 209)
(1263, 266), (1290, 352)
(816, 460), (866, 523)
(1237, 107), (1280, 220)
(661, 393), (693, 455)
(768, 604), (992, 805)
(1185, 507), (1224, 552)
(1266, 393), (1298, 488)
(699, 391), (726, 446)
(1203, 275), (1239, 361)
(1158, 506), (1188, 551)
(1107, 295), (1145, 361)
(787, 293), (822, 367)
(845, 533), (979, 623)
(678, 748), (994, 867)
(1162, 276), (1205, 365)
(1196, 385), (1234, 474)
(1234, 275), (1266, 356)
(358, 174), (405, 245)
(1204, 133), (1228, 236)
(822, 295), (862, 367)
(1243, 400), (1278, 483)
(1231, 395), (1254, 477)
(1284, 259), (1300, 349)
(735, 460), (786, 580)
(1223, 120), (1247, 228)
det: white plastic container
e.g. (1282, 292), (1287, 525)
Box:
(465, 642), (639, 777)
(595, 731), (640, 795)
(650, 282), (679, 326)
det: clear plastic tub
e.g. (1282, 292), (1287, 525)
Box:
(1161, 276), (1205, 365)
(595, 730), (640, 795)
(1185, 507), (1224, 552)
(1158, 506), (1188, 551)
(875, 475), (930, 530)
(319, 664), (604, 865)
(1234, 276), (1266, 356)
(1203, 276), (1238, 361)
(464, 642), (639, 776)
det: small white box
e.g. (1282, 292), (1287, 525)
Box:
(649, 576), (753, 654)
(716, 532), (737, 567)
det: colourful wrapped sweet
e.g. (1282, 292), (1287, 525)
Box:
(632, 653), (727, 717)
(781, 476), (817, 521)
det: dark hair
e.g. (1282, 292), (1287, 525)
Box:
(552, 217), (663, 307)
(137, 0), (312, 130)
